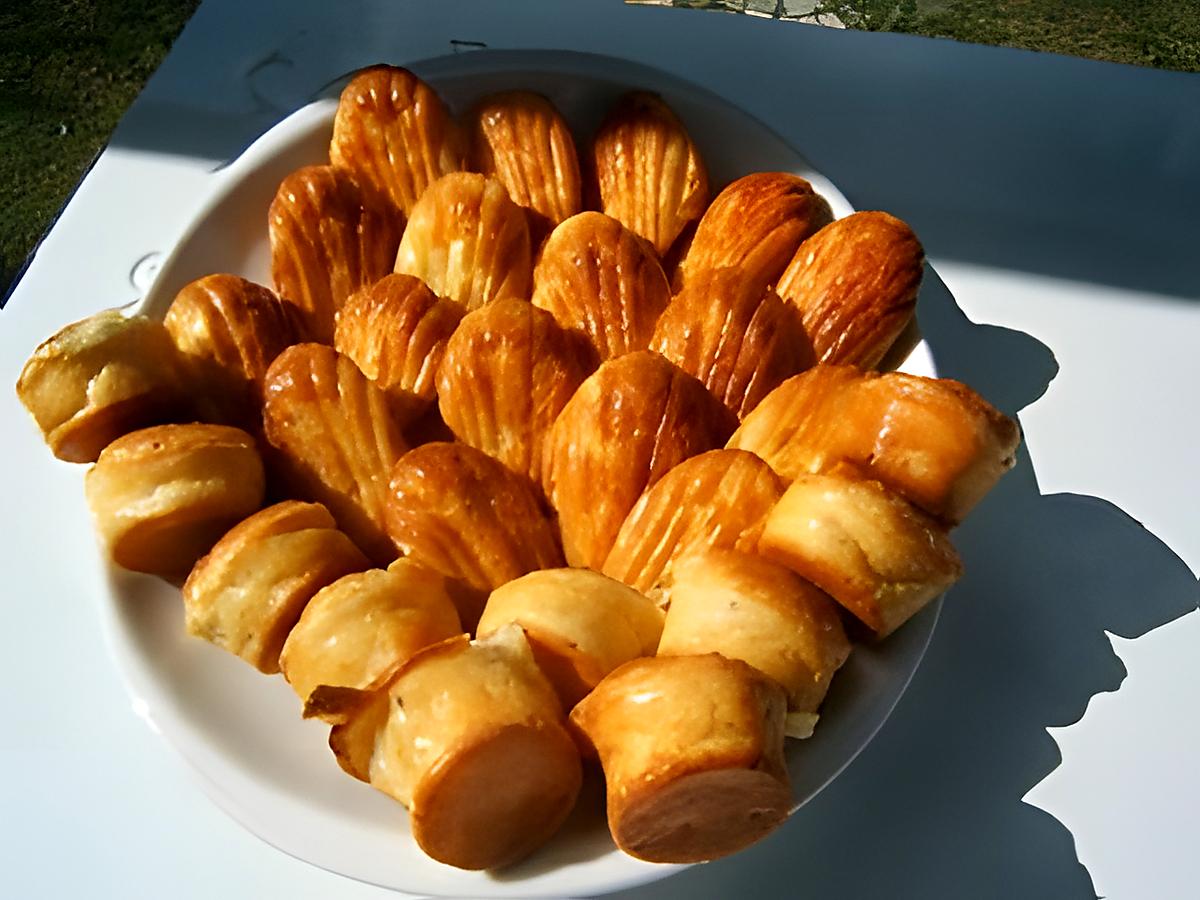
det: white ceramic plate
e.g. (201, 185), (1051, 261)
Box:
(105, 49), (940, 899)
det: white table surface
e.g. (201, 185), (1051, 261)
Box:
(2, 2), (1198, 898)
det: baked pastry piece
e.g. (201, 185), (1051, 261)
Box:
(333, 273), (464, 426)
(759, 472), (962, 637)
(329, 64), (466, 217)
(678, 171), (833, 292)
(163, 274), (304, 429)
(85, 423), (265, 577)
(385, 442), (564, 629)
(728, 364), (1020, 523)
(352, 626), (582, 870)
(269, 164), (402, 343)
(542, 351), (736, 569)
(262, 343), (408, 565)
(394, 172), (532, 311)
(468, 90), (581, 237)
(602, 448), (784, 598)
(590, 91), (708, 258)
(435, 297), (594, 484)
(476, 568), (664, 708)
(531, 211), (671, 361)
(183, 501), (369, 674)
(775, 211), (924, 369)
(657, 549), (850, 718)
(279, 557), (461, 718)
(16, 310), (186, 463)
(570, 653), (790, 864)
(650, 266), (814, 420)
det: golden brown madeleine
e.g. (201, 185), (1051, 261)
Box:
(469, 90), (581, 232)
(436, 298), (594, 484)
(531, 212), (671, 362)
(385, 442), (564, 628)
(279, 558), (462, 718)
(476, 569), (664, 708)
(543, 351), (736, 569)
(367, 626), (582, 870)
(602, 449), (784, 597)
(727, 364), (1021, 523)
(269, 164), (402, 343)
(775, 211), (924, 368)
(657, 549), (850, 716)
(679, 172), (833, 292)
(16, 310), (186, 463)
(85, 423), (265, 577)
(333, 273), (464, 424)
(329, 64), (466, 216)
(164, 274), (304, 428)
(650, 267), (814, 420)
(262, 343), (407, 565)
(759, 472), (962, 638)
(591, 91), (708, 257)
(183, 501), (369, 674)
(394, 172), (532, 311)
(570, 653), (790, 864)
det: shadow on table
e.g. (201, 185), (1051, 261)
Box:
(610, 273), (1199, 900)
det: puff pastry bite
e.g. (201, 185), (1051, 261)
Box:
(678, 171), (833, 292)
(469, 90), (581, 236)
(279, 557), (461, 718)
(531, 211), (671, 361)
(385, 442), (564, 628)
(657, 549), (850, 717)
(728, 364), (1020, 524)
(269, 164), (402, 343)
(262, 343), (408, 565)
(333, 273), (464, 425)
(775, 211), (924, 369)
(650, 267), (814, 420)
(394, 172), (532, 311)
(570, 653), (790, 864)
(591, 91), (708, 257)
(85, 423), (265, 577)
(163, 274), (304, 429)
(759, 472), (962, 637)
(476, 568), (664, 708)
(542, 351), (736, 569)
(435, 297), (594, 484)
(602, 448), (784, 598)
(16, 310), (186, 463)
(330, 64), (466, 216)
(361, 626), (582, 870)
(183, 501), (369, 674)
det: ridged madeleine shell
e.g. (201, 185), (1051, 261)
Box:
(531, 212), (671, 361)
(385, 442), (565, 627)
(164, 274), (304, 428)
(269, 165), (403, 343)
(727, 364), (1021, 524)
(394, 172), (532, 311)
(469, 91), (581, 234)
(775, 211), (924, 369)
(334, 273), (464, 425)
(602, 449), (785, 597)
(262, 343), (408, 564)
(330, 65), (466, 216)
(679, 172), (833, 293)
(542, 351), (736, 569)
(650, 267), (814, 421)
(592, 91), (708, 257)
(436, 298), (594, 484)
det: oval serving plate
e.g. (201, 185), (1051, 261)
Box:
(101, 49), (940, 899)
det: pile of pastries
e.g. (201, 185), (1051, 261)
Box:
(15, 65), (1020, 872)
